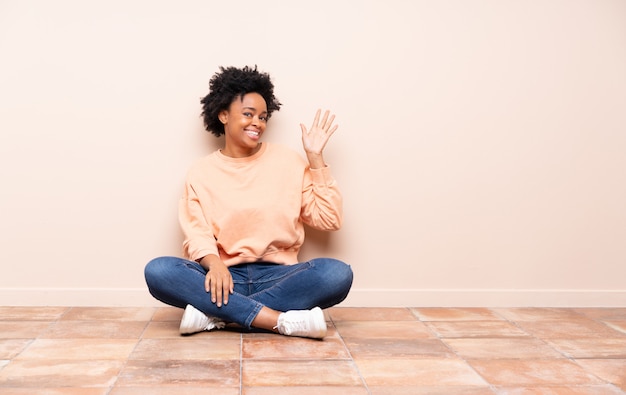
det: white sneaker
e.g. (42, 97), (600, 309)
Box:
(179, 304), (226, 335)
(276, 307), (327, 339)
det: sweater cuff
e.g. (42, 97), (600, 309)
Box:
(191, 248), (218, 263)
(309, 165), (335, 185)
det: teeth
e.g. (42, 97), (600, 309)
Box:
(246, 130), (259, 136)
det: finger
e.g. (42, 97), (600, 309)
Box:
(210, 277), (218, 304)
(300, 123), (308, 135)
(320, 110), (330, 129)
(327, 124), (338, 137)
(325, 114), (336, 131)
(221, 279), (229, 305)
(312, 109), (321, 128)
(224, 278), (234, 305)
(209, 279), (217, 303)
(205, 275), (211, 293)
(215, 279), (224, 307)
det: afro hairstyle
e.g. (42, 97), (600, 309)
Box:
(200, 65), (282, 137)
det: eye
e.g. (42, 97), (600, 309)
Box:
(243, 112), (252, 117)
(259, 115), (268, 122)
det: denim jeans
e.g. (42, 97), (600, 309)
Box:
(144, 257), (353, 329)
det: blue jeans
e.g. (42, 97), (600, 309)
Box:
(144, 257), (353, 329)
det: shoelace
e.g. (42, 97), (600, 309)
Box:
(281, 317), (308, 335)
(206, 317), (226, 330)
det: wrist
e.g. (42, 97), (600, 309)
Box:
(200, 254), (222, 270)
(306, 152), (326, 169)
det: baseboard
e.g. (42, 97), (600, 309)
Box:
(341, 288), (626, 307)
(0, 287), (624, 307)
(0, 288), (163, 307)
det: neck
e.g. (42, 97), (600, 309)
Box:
(221, 142), (262, 158)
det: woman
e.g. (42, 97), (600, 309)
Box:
(144, 65), (353, 339)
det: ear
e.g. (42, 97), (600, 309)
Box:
(218, 110), (228, 124)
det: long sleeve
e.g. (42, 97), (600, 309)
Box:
(300, 165), (343, 231)
(179, 182), (219, 262)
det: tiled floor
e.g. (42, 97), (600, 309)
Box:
(1, 306), (625, 394)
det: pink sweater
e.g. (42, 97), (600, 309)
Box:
(179, 143), (343, 266)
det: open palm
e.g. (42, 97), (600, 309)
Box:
(301, 109), (338, 155)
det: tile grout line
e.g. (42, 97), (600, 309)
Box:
(239, 332), (243, 395)
(106, 309), (155, 393)
(10, 306), (72, 365)
(416, 307), (499, 393)
(2, 313), (54, 375)
(494, 307), (601, 392)
(551, 311), (625, 390)
(484, 308), (624, 392)
(329, 310), (373, 395)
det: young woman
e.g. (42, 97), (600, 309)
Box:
(144, 65), (353, 339)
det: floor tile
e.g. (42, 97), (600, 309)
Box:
(116, 359), (240, 387)
(426, 321), (529, 338)
(151, 306), (184, 322)
(493, 308), (588, 322)
(243, 360), (362, 386)
(575, 308), (626, 321)
(110, 388), (239, 395)
(61, 307), (155, 321)
(41, 320), (147, 339)
(345, 338), (454, 359)
(547, 338), (626, 358)
(605, 321), (626, 335)
(574, 359), (626, 391)
(492, 385), (625, 394)
(335, 320), (434, 339)
(0, 307), (69, 321)
(515, 319), (626, 339)
(14, 339), (137, 360)
(0, 321), (53, 339)
(130, 337), (240, 360)
(0, 339), (32, 359)
(140, 320), (181, 338)
(243, 386), (370, 395)
(369, 386), (495, 394)
(0, 389), (108, 395)
(443, 338), (565, 359)
(355, 358), (487, 386)
(243, 336), (349, 360)
(411, 308), (502, 321)
(328, 307), (417, 321)
(0, 359), (124, 387)
(468, 359), (604, 386)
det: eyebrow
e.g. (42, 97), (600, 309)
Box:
(242, 106), (268, 113)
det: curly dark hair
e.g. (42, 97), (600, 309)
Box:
(200, 65), (282, 137)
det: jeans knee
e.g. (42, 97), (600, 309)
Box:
(338, 262), (354, 291)
(321, 259), (353, 306)
(318, 258), (353, 290)
(144, 256), (170, 285)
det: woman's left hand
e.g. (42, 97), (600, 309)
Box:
(300, 109), (338, 156)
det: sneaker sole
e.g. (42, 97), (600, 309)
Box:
(179, 304), (203, 335)
(311, 307), (328, 338)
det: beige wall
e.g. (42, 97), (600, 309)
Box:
(1, 0), (625, 307)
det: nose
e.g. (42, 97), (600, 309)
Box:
(252, 115), (262, 126)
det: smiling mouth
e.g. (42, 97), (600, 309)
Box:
(246, 130), (260, 138)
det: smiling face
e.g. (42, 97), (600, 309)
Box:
(219, 92), (268, 158)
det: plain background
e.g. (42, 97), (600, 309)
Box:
(1, 0), (625, 307)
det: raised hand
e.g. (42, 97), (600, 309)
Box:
(300, 109), (338, 169)
(300, 109), (338, 156)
